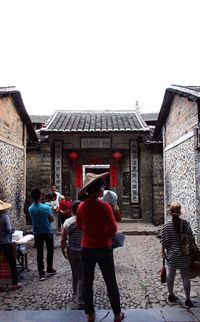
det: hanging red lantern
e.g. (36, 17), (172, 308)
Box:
(112, 151), (123, 162)
(68, 151), (79, 167)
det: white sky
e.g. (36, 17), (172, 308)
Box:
(1, 0), (200, 116)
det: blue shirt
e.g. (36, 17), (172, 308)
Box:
(28, 203), (53, 234)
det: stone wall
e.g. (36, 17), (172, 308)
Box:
(0, 141), (26, 229)
(0, 96), (27, 230)
(140, 143), (153, 222)
(152, 144), (164, 225)
(165, 135), (197, 234)
(26, 143), (52, 211)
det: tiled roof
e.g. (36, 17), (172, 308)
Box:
(171, 85), (200, 97)
(41, 110), (149, 133)
(141, 113), (158, 122)
(30, 115), (49, 124)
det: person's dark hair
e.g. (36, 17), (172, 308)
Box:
(72, 200), (82, 214)
(78, 194), (88, 201)
(172, 215), (181, 235)
(64, 191), (70, 197)
(45, 192), (53, 200)
(31, 189), (42, 201)
(86, 179), (105, 194)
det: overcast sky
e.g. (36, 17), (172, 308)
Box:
(1, 0), (200, 116)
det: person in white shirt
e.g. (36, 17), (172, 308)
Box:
(51, 185), (64, 230)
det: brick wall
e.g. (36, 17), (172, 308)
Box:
(0, 97), (24, 146)
(165, 95), (198, 146)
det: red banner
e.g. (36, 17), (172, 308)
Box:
(110, 164), (117, 188)
(76, 165), (82, 188)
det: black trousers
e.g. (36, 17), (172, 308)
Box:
(34, 233), (54, 277)
(0, 243), (18, 285)
(81, 247), (121, 315)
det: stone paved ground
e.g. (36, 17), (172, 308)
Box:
(0, 231), (200, 311)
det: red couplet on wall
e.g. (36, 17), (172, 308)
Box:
(110, 164), (117, 188)
(76, 165), (82, 188)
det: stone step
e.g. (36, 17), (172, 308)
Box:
(0, 308), (199, 322)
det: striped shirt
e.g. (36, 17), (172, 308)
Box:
(161, 219), (193, 270)
(63, 216), (82, 251)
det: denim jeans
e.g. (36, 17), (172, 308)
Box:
(34, 233), (54, 277)
(81, 247), (121, 315)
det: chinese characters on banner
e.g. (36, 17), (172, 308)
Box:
(130, 141), (139, 203)
(110, 164), (117, 188)
(54, 141), (62, 193)
(81, 138), (111, 149)
(76, 165), (82, 188)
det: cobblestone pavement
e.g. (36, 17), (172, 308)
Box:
(0, 233), (200, 311)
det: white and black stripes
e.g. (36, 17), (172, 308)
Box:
(161, 219), (192, 270)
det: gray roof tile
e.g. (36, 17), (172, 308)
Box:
(42, 110), (149, 133)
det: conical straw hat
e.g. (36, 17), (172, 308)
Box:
(0, 200), (12, 211)
(78, 172), (109, 196)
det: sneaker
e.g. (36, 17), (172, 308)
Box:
(46, 268), (57, 275)
(114, 312), (125, 322)
(185, 299), (194, 307)
(40, 275), (46, 281)
(86, 313), (95, 322)
(168, 294), (177, 303)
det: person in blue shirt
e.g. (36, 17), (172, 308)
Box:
(29, 189), (56, 281)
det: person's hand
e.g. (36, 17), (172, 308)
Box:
(61, 247), (68, 259)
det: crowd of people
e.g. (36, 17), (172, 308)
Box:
(0, 173), (199, 322)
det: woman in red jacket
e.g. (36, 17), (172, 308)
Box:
(76, 172), (124, 322)
(58, 192), (72, 225)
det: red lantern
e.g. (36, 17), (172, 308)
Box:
(68, 151), (79, 167)
(112, 151), (123, 162)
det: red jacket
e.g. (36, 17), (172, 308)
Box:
(58, 200), (72, 218)
(76, 199), (117, 248)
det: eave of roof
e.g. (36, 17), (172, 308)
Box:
(0, 87), (38, 142)
(40, 110), (150, 135)
(153, 85), (200, 140)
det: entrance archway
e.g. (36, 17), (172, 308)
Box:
(83, 164), (110, 189)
